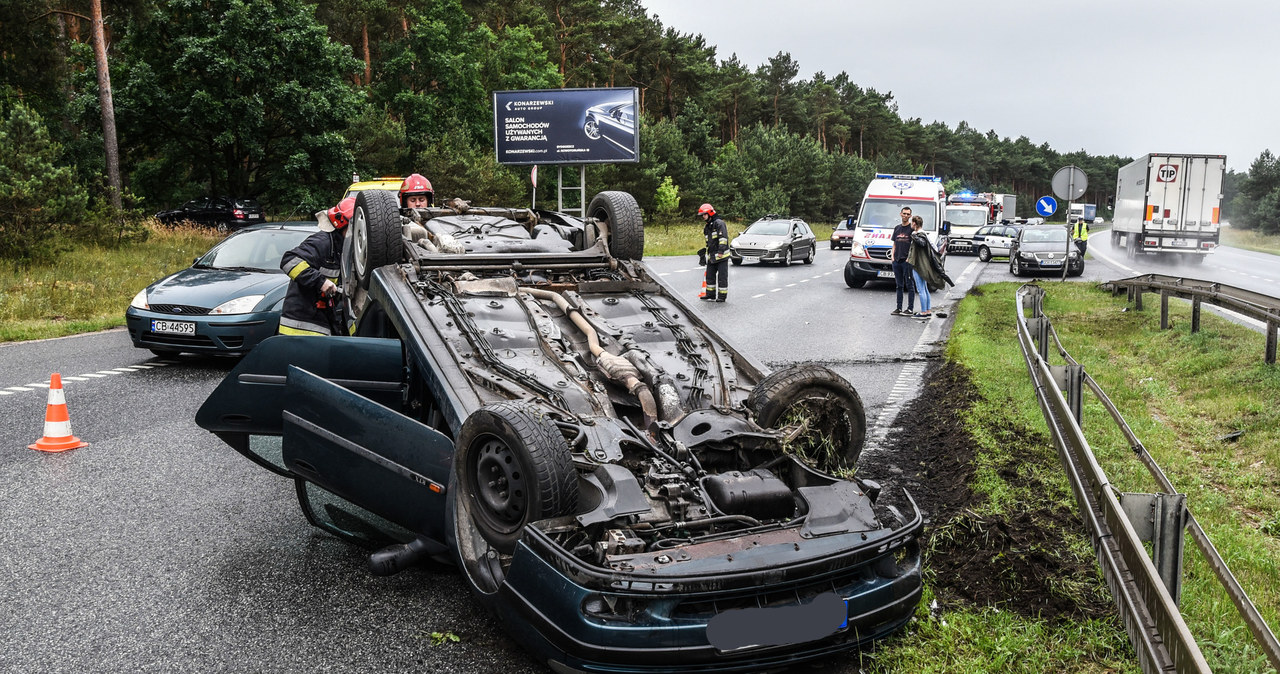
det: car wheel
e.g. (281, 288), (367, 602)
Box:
(587, 191), (644, 260)
(1068, 264), (1084, 277)
(352, 188), (403, 290)
(730, 256), (742, 266)
(804, 245), (814, 264)
(978, 246), (991, 262)
(455, 402), (579, 554)
(782, 247), (792, 267)
(583, 118), (601, 140)
(1010, 257), (1022, 276)
(216, 222), (230, 234)
(747, 364), (867, 472)
(843, 261), (866, 288)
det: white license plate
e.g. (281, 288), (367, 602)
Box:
(876, 270), (896, 279)
(248, 214), (261, 220)
(1042, 261), (1062, 267)
(152, 319), (195, 335)
(1169, 239), (1189, 247)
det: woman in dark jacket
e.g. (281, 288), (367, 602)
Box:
(906, 216), (952, 317)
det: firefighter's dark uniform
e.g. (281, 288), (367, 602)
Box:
(704, 215), (730, 301)
(278, 229), (348, 336)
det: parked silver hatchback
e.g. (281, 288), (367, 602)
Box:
(971, 224), (1022, 262)
(730, 216), (818, 266)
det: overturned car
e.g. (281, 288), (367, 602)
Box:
(196, 189), (922, 673)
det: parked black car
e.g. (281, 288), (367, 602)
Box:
(196, 190), (922, 673)
(729, 216), (818, 266)
(1009, 225), (1084, 276)
(156, 196), (264, 233)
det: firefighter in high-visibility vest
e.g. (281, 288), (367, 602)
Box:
(278, 197), (354, 336)
(1072, 217), (1090, 255)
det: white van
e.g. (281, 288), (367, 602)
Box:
(844, 174), (948, 288)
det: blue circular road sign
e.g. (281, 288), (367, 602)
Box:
(1035, 196), (1058, 217)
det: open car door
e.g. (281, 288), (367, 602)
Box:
(196, 335), (453, 547)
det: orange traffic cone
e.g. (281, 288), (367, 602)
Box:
(698, 279), (708, 299)
(28, 373), (89, 453)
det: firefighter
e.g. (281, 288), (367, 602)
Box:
(1072, 216), (1090, 255)
(278, 197), (354, 336)
(399, 173), (434, 209)
(698, 203), (729, 302)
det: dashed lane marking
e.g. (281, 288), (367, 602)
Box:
(5, 386), (33, 392)
(2, 360), (178, 398)
(80, 373), (108, 378)
(95, 370), (120, 375)
(63, 376), (89, 382)
(770, 288), (782, 292)
(0, 390), (13, 396)
(785, 283), (797, 287)
(25, 383), (49, 388)
(752, 293), (765, 299)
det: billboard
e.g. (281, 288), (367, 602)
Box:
(493, 87), (640, 165)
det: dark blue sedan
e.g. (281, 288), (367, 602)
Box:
(125, 222), (315, 356)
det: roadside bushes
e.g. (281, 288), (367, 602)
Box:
(0, 101), (89, 266)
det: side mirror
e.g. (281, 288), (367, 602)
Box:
(192, 257), (199, 265)
(941, 221), (952, 234)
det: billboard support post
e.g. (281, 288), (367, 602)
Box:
(557, 165), (587, 216)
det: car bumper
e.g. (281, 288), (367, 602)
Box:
(125, 307), (280, 355)
(502, 515), (922, 673)
(830, 237), (855, 249)
(947, 238), (974, 253)
(845, 258), (895, 282)
(1017, 257), (1083, 273)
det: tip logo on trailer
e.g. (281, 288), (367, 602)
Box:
(1157, 164), (1179, 183)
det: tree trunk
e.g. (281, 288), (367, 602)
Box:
(361, 22), (371, 85)
(90, 0), (122, 210)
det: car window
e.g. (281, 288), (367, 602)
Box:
(1022, 228), (1069, 243)
(186, 198), (208, 210)
(197, 229), (312, 271)
(743, 221), (789, 236)
(800, 223), (813, 237)
(976, 226), (989, 236)
(233, 198), (261, 210)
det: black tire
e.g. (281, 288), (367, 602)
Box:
(1068, 265), (1084, 277)
(748, 365), (867, 472)
(730, 257), (742, 266)
(455, 402), (579, 554)
(977, 246), (991, 262)
(352, 189), (403, 289)
(804, 245), (815, 264)
(781, 247), (793, 267)
(587, 191), (644, 260)
(1010, 257), (1022, 277)
(843, 261), (866, 288)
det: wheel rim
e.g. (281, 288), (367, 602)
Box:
(352, 206), (368, 278)
(785, 248), (792, 265)
(779, 393), (855, 472)
(471, 436), (528, 535)
(217, 223), (228, 233)
(584, 120), (601, 139)
(980, 247), (989, 261)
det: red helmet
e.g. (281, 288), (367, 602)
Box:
(697, 203), (715, 217)
(399, 173), (434, 208)
(320, 196), (357, 232)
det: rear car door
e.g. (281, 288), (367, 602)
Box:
(196, 335), (455, 546)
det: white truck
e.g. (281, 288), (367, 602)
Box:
(1112, 154), (1225, 263)
(944, 192), (1018, 254)
(1067, 203), (1096, 224)
(844, 173), (948, 288)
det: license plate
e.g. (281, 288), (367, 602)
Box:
(706, 593), (847, 653)
(1169, 238), (1189, 247)
(152, 319), (195, 335)
(248, 214), (261, 220)
(876, 270), (895, 279)
(1042, 261), (1062, 267)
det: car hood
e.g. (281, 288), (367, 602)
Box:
(146, 267), (288, 309)
(1018, 241), (1074, 254)
(732, 234), (788, 247)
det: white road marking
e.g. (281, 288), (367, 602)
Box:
(95, 370), (119, 375)
(785, 283), (797, 287)
(799, 279), (809, 283)
(130, 365), (152, 370)
(0, 390), (13, 396)
(112, 367), (140, 372)
(811, 275), (822, 279)
(150, 362), (171, 366)
(80, 373), (108, 378)
(770, 288), (782, 293)
(25, 383), (49, 388)
(5, 387), (32, 392)
(752, 293), (765, 299)
(62, 376), (89, 382)
(659, 273), (670, 277)
(673, 269), (690, 274)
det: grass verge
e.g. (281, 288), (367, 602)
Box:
(0, 224), (220, 342)
(875, 281), (1278, 672)
(1221, 227), (1280, 256)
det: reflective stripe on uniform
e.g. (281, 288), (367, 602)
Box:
(283, 257), (310, 279)
(278, 317), (331, 336)
(317, 266), (340, 277)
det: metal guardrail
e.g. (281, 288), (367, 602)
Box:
(1101, 274), (1280, 364)
(1014, 284), (1280, 673)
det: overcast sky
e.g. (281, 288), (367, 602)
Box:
(639, 0), (1277, 172)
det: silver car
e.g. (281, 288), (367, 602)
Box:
(971, 224), (1022, 262)
(729, 216), (818, 266)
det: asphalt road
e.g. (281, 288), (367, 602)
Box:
(0, 239), (1267, 672)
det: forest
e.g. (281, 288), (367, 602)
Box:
(2, 0), (1276, 264)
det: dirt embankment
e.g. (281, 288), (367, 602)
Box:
(861, 360), (1114, 622)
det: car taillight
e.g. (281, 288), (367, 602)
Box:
(1144, 239), (1158, 246)
(1201, 242), (1215, 249)
(234, 209), (245, 218)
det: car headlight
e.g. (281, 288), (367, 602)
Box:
(209, 295), (265, 315)
(767, 241), (786, 250)
(850, 242), (869, 259)
(1020, 252), (1036, 260)
(1069, 251), (1079, 259)
(130, 289), (149, 309)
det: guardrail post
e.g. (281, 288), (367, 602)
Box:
(1134, 289), (1144, 311)
(1028, 317), (1051, 362)
(1121, 492), (1189, 605)
(1050, 364), (1085, 423)
(1191, 297), (1201, 333)
(1267, 320), (1278, 365)
(1160, 291), (1170, 330)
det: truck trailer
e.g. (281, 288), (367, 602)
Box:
(1112, 154), (1225, 263)
(1067, 203), (1096, 224)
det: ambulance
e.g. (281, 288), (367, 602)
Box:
(844, 174), (949, 288)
